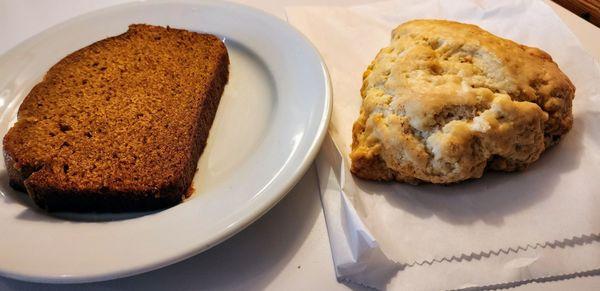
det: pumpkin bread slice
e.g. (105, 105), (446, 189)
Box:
(3, 24), (229, 212)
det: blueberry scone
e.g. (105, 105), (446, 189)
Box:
(350, 20), (575, 184)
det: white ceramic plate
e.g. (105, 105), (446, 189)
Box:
(0, 0), (331, 283)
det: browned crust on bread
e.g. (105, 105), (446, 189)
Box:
(3, 24), (229, 212)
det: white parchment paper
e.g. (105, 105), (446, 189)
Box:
(287, 0), (600, 289)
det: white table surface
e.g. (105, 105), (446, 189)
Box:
(0, 0), (598, 290)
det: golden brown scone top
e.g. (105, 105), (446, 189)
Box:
(351, 19), (575, 184)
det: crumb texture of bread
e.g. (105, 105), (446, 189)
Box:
(351, 19), (575, 184)
(3, 24), (229, 211)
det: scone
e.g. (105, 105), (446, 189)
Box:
(350, 20), (575, 184)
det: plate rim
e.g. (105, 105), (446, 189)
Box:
(0, 0), (332, 284)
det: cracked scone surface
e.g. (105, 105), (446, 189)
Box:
(350, 20), (575, 184)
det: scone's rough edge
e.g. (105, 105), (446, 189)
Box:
(350, 19), (575, 184)
(2, 24), (230, 212)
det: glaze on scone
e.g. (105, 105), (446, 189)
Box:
(350, 20), (575, 184)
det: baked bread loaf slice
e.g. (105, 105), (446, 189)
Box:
(351, 20), (574, 184)
(3, 24), (229, 212)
